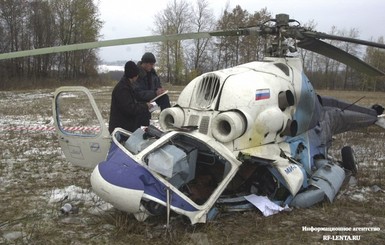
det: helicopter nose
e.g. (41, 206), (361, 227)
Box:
(90, 157), (145, 213)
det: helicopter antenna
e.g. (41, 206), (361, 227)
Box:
(341, 96), (366, 111)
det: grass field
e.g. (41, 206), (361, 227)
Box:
(1, 87), (384, 244)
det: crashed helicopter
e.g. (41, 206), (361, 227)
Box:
(1, 13), (385, 225)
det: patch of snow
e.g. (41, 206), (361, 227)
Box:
(350, 193), (366, 202)
(46, 185), (98, 204)
(45, 185), (113, 214)
(3, 231), (25, 241)
(97, 65), (124, 73)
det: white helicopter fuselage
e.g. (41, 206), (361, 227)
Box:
(161, 57), (318, 151)
(52, 56), (382, 224)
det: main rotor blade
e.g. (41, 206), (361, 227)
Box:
(298, 38), (385, 76)
(302, 31), (385, 49)
(0, 29), (251, 60)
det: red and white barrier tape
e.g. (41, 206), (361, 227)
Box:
(61, 126), (101, 132)
(0, 125), (101, 132)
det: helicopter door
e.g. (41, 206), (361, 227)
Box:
(52, 86), (111, 169)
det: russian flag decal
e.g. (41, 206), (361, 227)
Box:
(255, 88), (270, 101)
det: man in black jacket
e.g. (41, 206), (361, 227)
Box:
(108, 61), (152, 134)
(135, 52), (171, 111)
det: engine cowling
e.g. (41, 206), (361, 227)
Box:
(278, 90), (295, 111)
(211, 111), (247, 143)
(159, 107), (185, 130)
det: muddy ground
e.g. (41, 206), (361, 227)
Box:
(1, 87), (384, 244)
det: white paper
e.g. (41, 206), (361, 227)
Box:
(244, 194), (290, 217)
(150, 90), (169, 102)
(149, 102), (160, 112)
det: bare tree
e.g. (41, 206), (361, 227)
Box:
(0, 0), (102, 89)
(336, 28), (360, 90)
(51, 0), (101, 80)
(215, 5), (247, 68)
(215, 6), (271, 69)
(184, 0), (215, 79)
(153, 0), (193, 85)
(0, 0), (28, 82)
(28, 0), (56, 83)
(312, 26), (342, 89)
(239, 7), (271, 63)
(364, 36), (385, 91)
(300, 20), (317, 72)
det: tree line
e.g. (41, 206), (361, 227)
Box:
(0, 0), (102, 89)
(0, 0), (384, 91)
(152, 0), (385, 91)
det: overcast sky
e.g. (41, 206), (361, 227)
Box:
(97, 0), (384, 63)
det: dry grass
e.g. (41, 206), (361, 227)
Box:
(1, 87), (385, 244)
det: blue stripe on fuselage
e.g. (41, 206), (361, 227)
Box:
(98, 142), (197, 212)
(293, 73), (319, 135)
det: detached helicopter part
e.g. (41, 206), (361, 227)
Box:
(290, 159), (345, 208)
(290, 187), (325, 208)
(309, 159), (345, 202)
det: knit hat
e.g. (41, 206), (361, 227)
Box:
(141, 52), (156, 63)
(124, 61), (139, 78)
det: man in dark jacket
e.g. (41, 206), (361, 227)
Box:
(108, 61), (152, 134)
(135, 52), (171, 111)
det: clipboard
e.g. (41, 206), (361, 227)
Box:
(150, 90), (168, 102)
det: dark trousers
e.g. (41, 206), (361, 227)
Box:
(155, 94), (171, 110)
